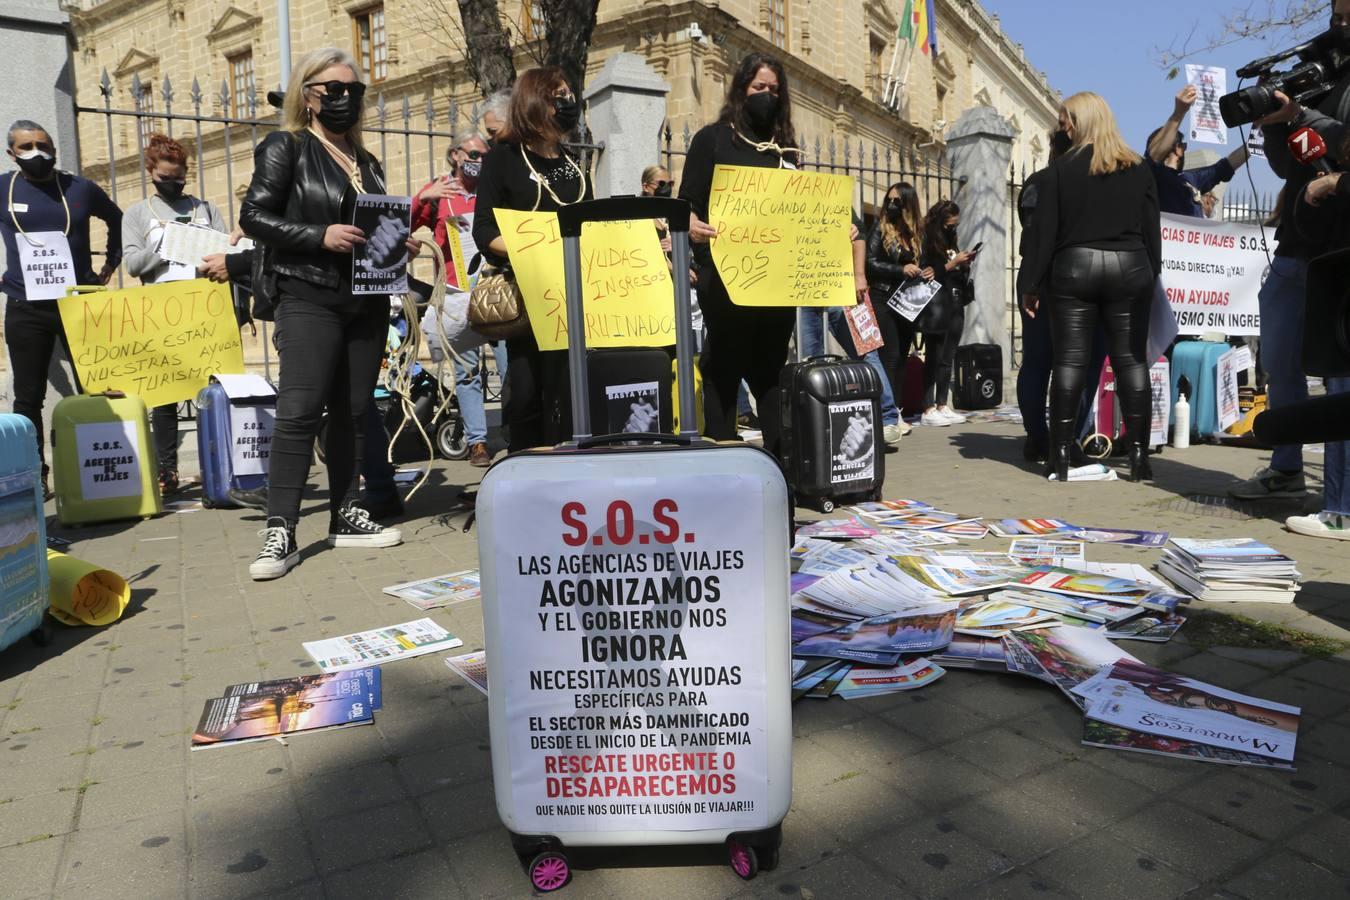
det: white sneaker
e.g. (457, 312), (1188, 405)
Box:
(920, 409), (949, 427)
(250, 517), (299, 581)
(883, 424), (904, 446)
(328, 503), (403, 548)
(1285, 511), (1350, 541)
(899, 420), (913, 437)
(938, 406), (968, 425)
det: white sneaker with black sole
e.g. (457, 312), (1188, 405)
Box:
(250, 517), (299, 581)
(328, 503), (403, 548)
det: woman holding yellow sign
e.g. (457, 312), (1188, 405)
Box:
(677, 53), (802, 454)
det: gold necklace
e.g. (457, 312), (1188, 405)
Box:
(308, 127), (365, 192)
(521, 145), (586, 208)
(8, 170), (71, 242)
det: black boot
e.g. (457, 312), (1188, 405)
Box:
(1045, 442), (1072, 483)
(1128, 444), (1154, 483)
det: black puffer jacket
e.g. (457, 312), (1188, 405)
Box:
(239, 130), (387, 289)
(864, 223), (918, 300)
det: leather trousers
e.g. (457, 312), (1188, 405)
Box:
(1046, 247), (1154, 451)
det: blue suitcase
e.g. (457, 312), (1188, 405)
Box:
(196, 377), (275, 508)
(0, 415), (51, 651)
(1170, 340), (1227, 438)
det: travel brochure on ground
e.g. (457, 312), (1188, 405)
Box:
(302, 618), (464, 673)
(192, 668), (382, 749)
(383, 569), (481, 610)
(785, 500), (1302, 767)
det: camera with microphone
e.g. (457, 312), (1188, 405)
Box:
(1219, 28), (1350, 127)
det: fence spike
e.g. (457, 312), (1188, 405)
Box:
(219, 78), (230, 112)
(190, 77), (202, 109)
(871, 143), (879, 168)
(884, 144), (893, 172)
(469, 100), (480, 133)
(161, 74), (174, 105)
(682, 121), (691, 150)
(401, 93), (411, 125)
(100, 68), (112, 99)
(449, 99), (460, 133)
(843, 139), (851, 169)
(814, 133), (821, 162)
(425, 93), (435, 127)
(247, 79), (258, 117)
(827, 135), (836, 165)
(130, 71), (143, 102)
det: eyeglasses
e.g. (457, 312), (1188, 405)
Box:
(12, 140), (54, 154)
(651, 180), (673, 189)
(305, 80), (367, 101)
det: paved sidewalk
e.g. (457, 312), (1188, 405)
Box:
(1, 419), (1347, 900)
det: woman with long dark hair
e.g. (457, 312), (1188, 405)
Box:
(677, 52), (803, 454)
(473, 66), (591, 450)
(866, 181), (932, 418)
(239, 47), (403, 580)
(917, 199), (976, 427)
(1018, 92), (1161, 482)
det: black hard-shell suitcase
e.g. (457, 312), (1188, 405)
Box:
(586, 347), (674, 435)
(953, 343), (1003, 410)
(778, 356), (885, 513)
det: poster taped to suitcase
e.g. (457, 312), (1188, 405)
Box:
(1159, 213), (1263, 335)
(707, 166), (856, 307)
(1149, 360), (1171, 446)
(495, 209), (676, 351)
(828, 400), (875, 485)
(352, 194), (412, 295)
(58, 279), (245, 408)
(490, 474), (770, 833)
(605, 381), (661, 434)
(0, 470), (43, 632)
(230, 406), (275, 476)
(1215, 347), (1242, 430)
(74, 421), (143, 501)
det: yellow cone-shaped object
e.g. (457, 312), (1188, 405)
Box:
(46, 550), (129, 627)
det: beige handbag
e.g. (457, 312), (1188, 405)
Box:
(468, 265), (531, 340)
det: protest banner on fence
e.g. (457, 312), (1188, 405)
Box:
(707, 165), (856, 307)
(1186, 65), (1228, 145)
(485, 473), (771, 834)
(495, 209), (676, 352)
(57, 279), (245, 408)
(1159, 213), (1265, 336)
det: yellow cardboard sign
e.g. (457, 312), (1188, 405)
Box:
(495, 209), (676, 351)
(58, 279), (245, 408)
(707, 165), (857, 307)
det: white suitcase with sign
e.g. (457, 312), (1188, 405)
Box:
(477, 198), (793, 892)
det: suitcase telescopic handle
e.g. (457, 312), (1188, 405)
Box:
(577, 432), (696, 450)
(560, 197), (699, 444)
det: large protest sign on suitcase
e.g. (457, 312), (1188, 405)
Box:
(477, 198), (792, 892)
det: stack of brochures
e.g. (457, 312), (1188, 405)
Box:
(192, 669), (381, 749)
(1157, 538), (1302, 603)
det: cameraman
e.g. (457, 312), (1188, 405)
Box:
(1146, 85), (1249, 217)
(1227, 0), (1350, 503)
(1281, 167), (1350, 540)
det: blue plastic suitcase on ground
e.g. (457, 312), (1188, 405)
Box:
(1170, 340), (1227, 438)
(0, 415), (51, 652)
(196, 375), (275, 508)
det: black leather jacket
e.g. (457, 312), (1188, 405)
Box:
(239, 130), (387, 289)
(864, 223), (918, 299)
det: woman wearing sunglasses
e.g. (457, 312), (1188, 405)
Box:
(473, 66), (592, 451)
(239, 46), (403, 581)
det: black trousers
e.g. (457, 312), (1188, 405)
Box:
(151, 404), (179, 473)
(1047, 247), (1154, 450)
(921, 305), (965, 409)
(875, 301), (917, 412)
(267, 296), (387, 524)
(4, 297), (79, 469)
(504, 331), (570, 453)
(696, 267), (795, 456)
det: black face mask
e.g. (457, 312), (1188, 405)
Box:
(745, 91), (780, 130)
(653, 183), (673, 198)
(883, 200), (903, 221)
(14, 151), (56, 181)
(944, 226), (958, 242)
(459, 159), (482, 182)
(154, 179), (186, 202)
(314, 94), (362, 134)
(553, 97), (581, 133)
(1051, 129), (1073, 158)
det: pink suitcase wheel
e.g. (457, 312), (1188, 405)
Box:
(528, 851), (570, 892)
(727, 840), (759, 880)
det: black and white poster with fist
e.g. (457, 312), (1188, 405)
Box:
(828, 399), (875, 485)
(352, 194), (413, 295)
(605, 381), (661, 435)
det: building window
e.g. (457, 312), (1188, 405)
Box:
(134, 83), (155, 146)
(766, 0), (788, 49)
(353, 5), (387, 83)
(229, 50), (254, 118)
(521, 0), (545, 40)
(868, 35), (886, 101)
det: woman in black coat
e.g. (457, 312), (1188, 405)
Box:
(239, 47), (404, 581)
(918, 199), (977, 427)
(866, 181), (932, 418)
(1018, 91), (1161, 482)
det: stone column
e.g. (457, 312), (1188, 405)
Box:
(582, 53), (671, 199)
(945, 107), (1015, 371)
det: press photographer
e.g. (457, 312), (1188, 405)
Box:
(1223, 0), (1350, 506)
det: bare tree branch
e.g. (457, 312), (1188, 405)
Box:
(1154, 0), (1327, 68)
